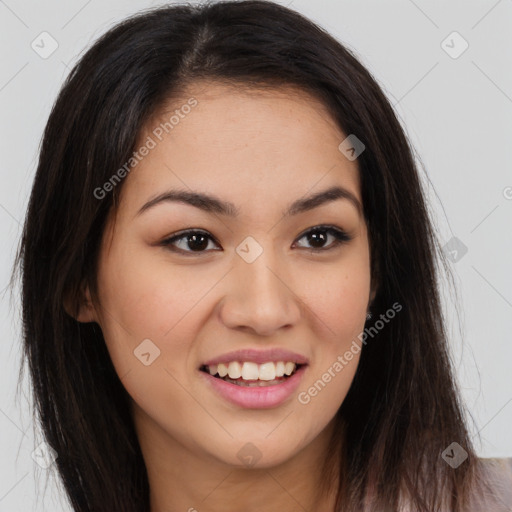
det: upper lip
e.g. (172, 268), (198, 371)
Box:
(201, 348), (309, 367)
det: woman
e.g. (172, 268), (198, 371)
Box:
(13, 1), (511, 511)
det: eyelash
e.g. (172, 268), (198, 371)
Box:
(160, 224), (352, 256)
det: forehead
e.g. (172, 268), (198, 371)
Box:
(118, 81), (361, 216)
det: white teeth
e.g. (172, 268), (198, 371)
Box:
(284, 362), (295, 376)
(227, 361), (242, 379)
(229, 378), (282, 387)
(217, 363), (228, 377)
(258, 362), (276, 381)
(241, 362), (259, 380)
(207, 361), (298, 380)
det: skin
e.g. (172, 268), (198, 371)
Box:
(75, 81), (376, 512)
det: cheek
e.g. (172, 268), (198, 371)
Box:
(299, 255), (371, 344)
(95, 246), (226, 381)
(293, 255), (369, 423)
(324, 275), (369, 329)
(96, 243), (201, 334)
(94, 254), (203, 421)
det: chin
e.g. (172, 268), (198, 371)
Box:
(205, 432), (311, 471)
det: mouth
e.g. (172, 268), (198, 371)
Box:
(199, 349), (309, 408)
(199, 361), (305, 387)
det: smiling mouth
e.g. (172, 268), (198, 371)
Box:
(200, 361), (304, 387)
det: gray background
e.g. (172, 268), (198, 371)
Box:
(1, 0), (511, 510)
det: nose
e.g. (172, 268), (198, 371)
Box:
(218, 247), (302, 337)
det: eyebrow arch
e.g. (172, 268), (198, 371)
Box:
(135, 185), (362, 219)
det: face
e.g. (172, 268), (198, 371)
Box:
(80, 82), (374, 470)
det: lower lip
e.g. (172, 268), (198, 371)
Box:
(200, 366), (307, 409)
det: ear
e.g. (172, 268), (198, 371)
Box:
(369, 257), (380, 306)
(369, 285), (377, 304)
(63, 282), (98, 323)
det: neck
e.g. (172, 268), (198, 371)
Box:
(132, 405), (340, 512)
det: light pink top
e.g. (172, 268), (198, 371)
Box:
(365, 458), (512, 511)
(404, 458), (512, 511)
(466, 457), (512, 511)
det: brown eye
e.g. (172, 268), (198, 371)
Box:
(294, 226), (352, 252)
(162, 230), (220, 255)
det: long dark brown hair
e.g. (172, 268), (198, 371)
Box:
(11, 1), (494, 510)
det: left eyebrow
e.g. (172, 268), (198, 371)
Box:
(135, 185), (362, 219)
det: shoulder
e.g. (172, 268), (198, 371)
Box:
(396, 457), (512, 512)
(469, 457), (512, 511)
